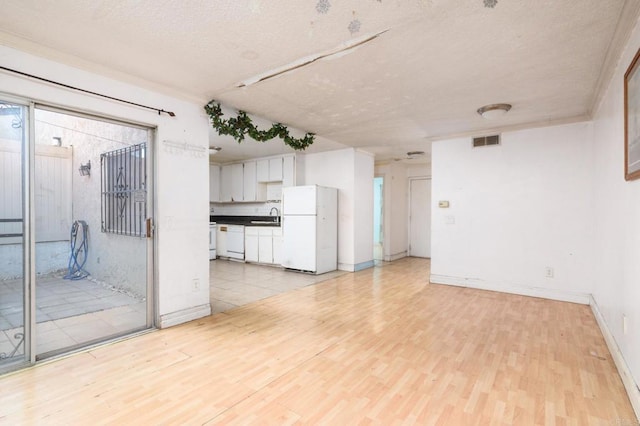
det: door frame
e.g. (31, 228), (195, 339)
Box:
(0, 92), (157, 373)
(373, 175), (385, 261)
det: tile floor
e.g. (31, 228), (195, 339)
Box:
(0, 273), (145, 360)
(209, 259), (348, 314)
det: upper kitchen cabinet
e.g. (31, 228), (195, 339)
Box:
(269, 157), (283, 181)
(220, 164), (233, 202)
(215, 154), (295, 203)
(209, 163), (220, 202)
(231, 163), (243, 201)
(282, 155), (294, 188)
(257, 158), (281, 182)
(256, 155), (294, 184)
(256, 159), (269, 182)
(219, 161), (257, 202)
(243, 161), (257, 202)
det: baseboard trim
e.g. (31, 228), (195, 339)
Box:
(338, 263), (355, 272)
(354, 260), (375, 271)
(590, 295), (640, 421)
(429, 274), (590, 305)
(385, 251), (407, 262)
(158, 303), (211, 329)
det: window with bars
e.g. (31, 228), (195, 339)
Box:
(101, 143), (147, 237)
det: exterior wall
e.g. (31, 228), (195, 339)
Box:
(34, 109), (149, 296)
(0, 139), (72, 278)
(0, 242), (68, 280)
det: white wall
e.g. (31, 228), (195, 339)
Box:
(300, 148), (374, 271)
(0, 242), (68, 280)
(406, 163), (431, 179)
(0, 45), (211, 327)
(591, 17), (640, 398)
(353, 150), (374, 269)
(431, 123), (595, 304)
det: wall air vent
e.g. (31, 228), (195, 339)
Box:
(472, 134), (500, 148)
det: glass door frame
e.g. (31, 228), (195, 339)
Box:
(0, 93), (156, 373)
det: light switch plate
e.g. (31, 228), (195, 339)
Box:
(438, 200), (450, 208)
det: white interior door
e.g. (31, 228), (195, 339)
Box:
(409, 178), (431, 258)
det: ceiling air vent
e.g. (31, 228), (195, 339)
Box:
(472, 134), (500, 148)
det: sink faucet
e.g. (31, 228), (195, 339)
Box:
(269, 207), (280, 223)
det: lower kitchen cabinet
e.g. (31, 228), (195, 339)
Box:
(245, 227), (259, 262)
(258, 228), (273, 262)
(244, 227), (281, 265)
(272, 227), (283, 265)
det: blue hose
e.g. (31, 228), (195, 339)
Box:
(63, 220), (90, 281)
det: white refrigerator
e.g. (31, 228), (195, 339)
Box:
(281, 185), (338, 274)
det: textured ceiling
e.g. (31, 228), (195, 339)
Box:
(0, 0), (636, 163)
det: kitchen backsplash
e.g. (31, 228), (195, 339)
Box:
(210, 201), (281, 216)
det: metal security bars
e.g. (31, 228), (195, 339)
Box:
(100, 143), (147, 237)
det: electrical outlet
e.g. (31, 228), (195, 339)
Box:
(192, 278), (200, 292)
(545, 267), (554, 278)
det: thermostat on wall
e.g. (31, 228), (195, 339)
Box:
(438, 200), (450, 208)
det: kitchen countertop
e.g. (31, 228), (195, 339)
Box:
(210, 215), (281, 227)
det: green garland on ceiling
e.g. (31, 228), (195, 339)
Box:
(204, 100), (315, 151)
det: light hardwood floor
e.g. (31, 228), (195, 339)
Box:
(1, 258), (636, 424)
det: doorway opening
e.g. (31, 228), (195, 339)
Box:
(373, 176), (384, 261)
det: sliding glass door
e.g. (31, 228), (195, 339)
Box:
(0, 101), (29, 369)
(33, 107), (153, 359)
(0, 98), (155, 373)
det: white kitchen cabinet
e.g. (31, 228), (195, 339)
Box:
(220, 164), (233, 202)
(268, 157), (283, 181)
(243, 161), (257, 201)
(258, 228), (273, 263)
(244, 226), (283, 264)
(282, 155), (294, 188)
(272, 227), (283, 265)
(256, 159), (269, 182)
(209, 163), (220, 202)
(245, 227), (259, 262)
(230, 163), (243, 202)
